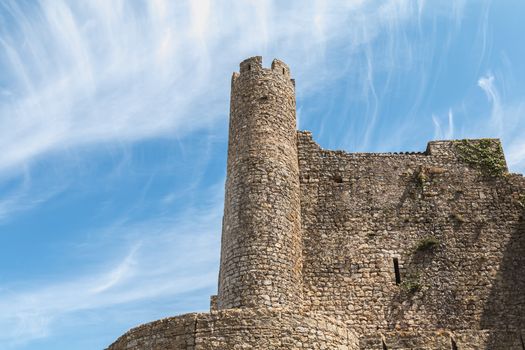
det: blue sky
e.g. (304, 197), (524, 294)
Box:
(0, 1), (524, 349)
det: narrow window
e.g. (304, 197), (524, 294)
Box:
(393, 258), (401, 284)
(382, 339), (388, 350)
(450, 338), (458, 350)
(282, 67), (286, 74)
(248, 64), (251, 71)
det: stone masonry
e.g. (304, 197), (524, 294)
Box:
(108, 57), (525, 349)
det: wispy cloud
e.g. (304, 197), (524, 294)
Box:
(476, 72), (525, 173)
(0, 186), (223, 346)
(431, 72), (525, 173)
(1, 2), (524, 350)
(0, 0), (466, 172)
(0, 0), (473, 227)
(478, 72), (503, 135)
(432, 109), (455, 140)
(0, 169), (65, 223)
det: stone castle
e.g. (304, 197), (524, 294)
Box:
(108, 57), (525, 349)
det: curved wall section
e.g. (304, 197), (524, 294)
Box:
(107, 308), (358, 350)
(217, 57), (303, 309)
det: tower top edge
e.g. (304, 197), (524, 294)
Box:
(235, 56), (292, 80)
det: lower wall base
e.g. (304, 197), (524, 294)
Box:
(361, 329), (525, 349)
(108, 308), (523, 350)
(107, 308), (359, 350)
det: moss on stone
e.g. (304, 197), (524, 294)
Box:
(454, 139), (507, 176)
(414, 237), (440, 252)
(401, 278), (421, 294)
(416, 169), (427, 187)
(518, 194), (525, 209)
(451, 213), (465, 224)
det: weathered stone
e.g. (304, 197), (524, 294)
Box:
(108, 57), (525, 350)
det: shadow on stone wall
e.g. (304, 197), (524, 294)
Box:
(480, 211), (525, 347)
(385, 245), (467, 331)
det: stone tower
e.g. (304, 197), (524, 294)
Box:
(217, 56), (303, 309)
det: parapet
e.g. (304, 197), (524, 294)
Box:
(426, 138), (502, 156)
(298, 134), (509, 174)
(239, 56), (262, 73)
(233, 56), (294, 86)
(426, 138), (508, 175)
(271, 58), (291, 78)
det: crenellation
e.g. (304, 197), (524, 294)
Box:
(271, 58), (291, 79)
(239, 55), (262, 74)
(108, 57), (524, 349)
(230, 71), (239, 86)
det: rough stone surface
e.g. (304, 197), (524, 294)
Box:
(108, 308), (358, 350)
(298, 133), (525, 337)
(108, 57), (525, 349)
(218, 56), (303, 310)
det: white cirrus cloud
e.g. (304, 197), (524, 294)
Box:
(0, 187), (223, 346)
(0, 0), (453, 174)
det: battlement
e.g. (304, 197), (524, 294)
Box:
(239, 55), (262, 73)
(233, 56), (294, 86)
(298, 132), (509, 176)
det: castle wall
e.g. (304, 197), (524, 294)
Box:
(297, 131), (525, 336)
(107, 308), (359, 350)
(108, 57), (525, 349)
(360, 330), (525, 349)
(218, 57), (303, 309)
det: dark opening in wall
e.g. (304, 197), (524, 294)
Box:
(248, 64), (251, 71)
(393, 258), (401, 284)
(282, 68), (285, 74)
(333, 175), (343, 183)
(382, 339), (388, 350)
(450, 338), (458, 350)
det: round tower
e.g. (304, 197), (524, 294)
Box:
(217, 57), (303, 309)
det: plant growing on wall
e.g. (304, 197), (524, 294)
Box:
(454, 139), (507, 176)
(416, 167), (427, 187)
(518, 193), (525, 209)
(451, 213), (465, 224)
(414, 237), (440, 252)
(400, 278), (421, 294)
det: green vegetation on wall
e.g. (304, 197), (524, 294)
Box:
(518, 194), (525, 209)
(416, 167), (427, 187)
(414, 237), (440, 252)
(401, 278), (421, 294)
(454, 139), (507, 176)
